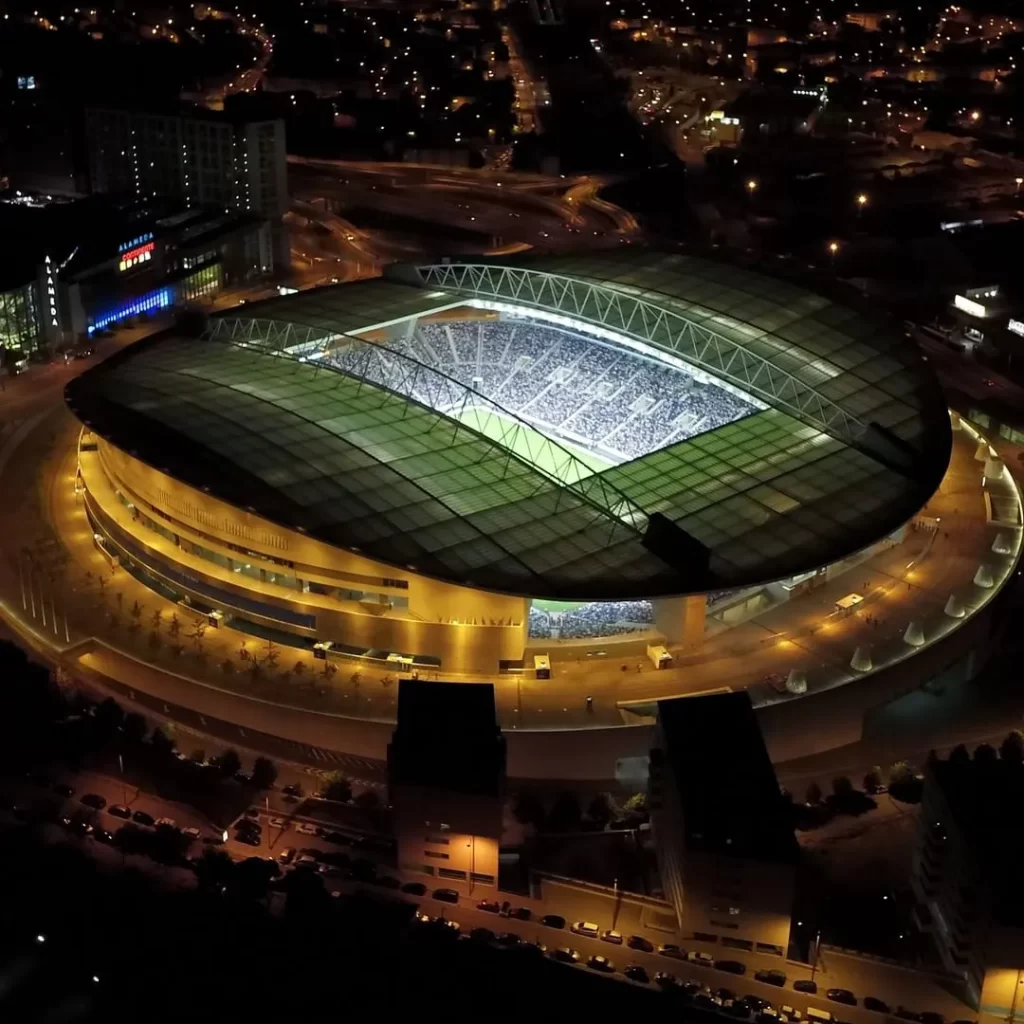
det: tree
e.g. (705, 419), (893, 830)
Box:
(150, 609), (162, 630)
(123, 712), (147, 744)
(147, 630), (162, 654)
(319, 771), (353, 803)
(547, 791), (583, 831)
(831, 775), (854, 800)
(167, 613), (180, 638)
(193, 847), (234, 891)
(512, 788), (546, 828)
(889, 761), (915, 787)
(251, 757), (278, 790)
(221, 658), (234, 676)
(232, 856), (279, 902)
(948, 744), (971, 768)
(150, 726), (175, 758)
(974, 743), (998, 765)
(130, 599), (143, 619)
(211, 748), (242, 779)
(94, 697), (124, 737)
(261, 639), (279, 669)
(863, 767), (883, 793)
(805, 781), (823, 805)
(354, 789), (380, 811)
(1001, 730), (1024, 763)
(586, 793), (615, 828)
(616, 789), (642, 811)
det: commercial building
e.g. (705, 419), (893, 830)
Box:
(83, 106), (288, 265)
(388, 680), (506, 892)
(648, 692), (798, 955)
(912, 751), (1024, 1013)
(0, 193), (274, 356)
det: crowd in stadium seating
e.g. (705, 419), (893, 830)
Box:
(329, 318), (756, 463)
(529, 600), (655, 639)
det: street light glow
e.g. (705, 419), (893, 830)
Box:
(856, 193), (868, 207)
(746, 179), (758, 192)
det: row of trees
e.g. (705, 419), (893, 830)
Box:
(512, 788), (648, 834)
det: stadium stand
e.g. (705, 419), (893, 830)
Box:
(320, 319), (755, 465)
(528, 600), (655, 639)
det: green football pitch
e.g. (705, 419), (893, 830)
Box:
(454, 404), (612, 482)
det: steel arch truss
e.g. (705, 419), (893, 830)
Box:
(415, 263), (867, 447)
(203, 314), (650, 538)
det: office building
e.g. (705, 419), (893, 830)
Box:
(0, 193), (273, 356)
(648, 692), (797, 956)
(912, 751), (1024, 1013)
(83, 106), (288, 264)
(388, 681), (506, 893)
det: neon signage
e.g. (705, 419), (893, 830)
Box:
(119, 241), (154, 272)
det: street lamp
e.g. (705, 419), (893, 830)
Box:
(828, 240), (840, 260)
(745, 178), (758, 194)
(855, 193), (868, 219)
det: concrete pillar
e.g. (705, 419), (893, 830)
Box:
(654, 595), (706, 648)
(903, 621), (925, 647)
(785, 669), (807, 695)
(974, 564), (995, 588)
(850, 646), (872, 673)
(992, 532), (1013, 555)
(984, 456), (1005, 481)
(974, 440), (990, 462)
(944, 593), (966, 619)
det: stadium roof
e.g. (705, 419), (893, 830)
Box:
(66, 251), (951, 600)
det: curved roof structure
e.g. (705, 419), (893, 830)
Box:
(66, 251), (951, 600)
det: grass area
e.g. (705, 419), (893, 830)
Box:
(454, 404), (612, 481)
(532, 599), (588, 613)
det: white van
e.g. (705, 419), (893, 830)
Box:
(806, 1009), (833, 1023)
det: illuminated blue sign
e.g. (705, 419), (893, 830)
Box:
(87, 286), (172, 334)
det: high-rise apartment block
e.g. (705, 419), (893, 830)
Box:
(84, 107), (289, 264)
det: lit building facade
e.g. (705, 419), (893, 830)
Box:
(388, 681), (505, 893)
(912, 753), (1024, 1012)
(648, 693), (797, 956)
(84, 107), (289, 265)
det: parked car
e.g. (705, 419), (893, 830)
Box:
(107, 805), (131, 820)
(779, 1007), (802, 1022)
(919, 1014), (944, 1024)
(601, 929), (623, 945)
(624, 964), (649, 984)
(827, 989), (857, 1007)
(541, 914), (566, 929)
(132, 810), (155, 827)
(80, 794), (106, 810)
(94, 829), (115, 844)
(744, 996), (773, 1012)
(794, 981), (818, 995)
(268, 817), (287, 829)
(181, 827), (201, 840)
(155, 817), (177, 830)
(658, 943), (685, 960)
(755, 969), (787, 987)
(628, 935), (654, 952)
(571, 921), (599, 938)
(893, 1009), (921, 1022)
(401, 881), (427, 896)
(551, 947), (579, 964)
(278, 848), (296, 865)
(688, 950), (714, 966)
(432, 888), (459, 905)
(718, 960), (747, 976)
(588, 955), (614, 973)
(496, 932), (521, 948)
(477, 900), (501, 914)
(470, 927), (495, 943)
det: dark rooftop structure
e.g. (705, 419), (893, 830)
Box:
(931, 755), (1024, 927)
(655, 692), (798, 864)
(388, 681), (505, 799)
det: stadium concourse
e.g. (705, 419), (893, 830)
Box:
(0, 250), (1019, 776)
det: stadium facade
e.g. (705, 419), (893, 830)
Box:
(66, 252), (952, 675)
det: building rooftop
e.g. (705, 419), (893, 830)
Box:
(65, 252), (952, 600)
(656, 692), (798, 864)
(388, 681), (504, 798)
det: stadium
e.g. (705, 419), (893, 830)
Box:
(66, 251), (958, 678)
